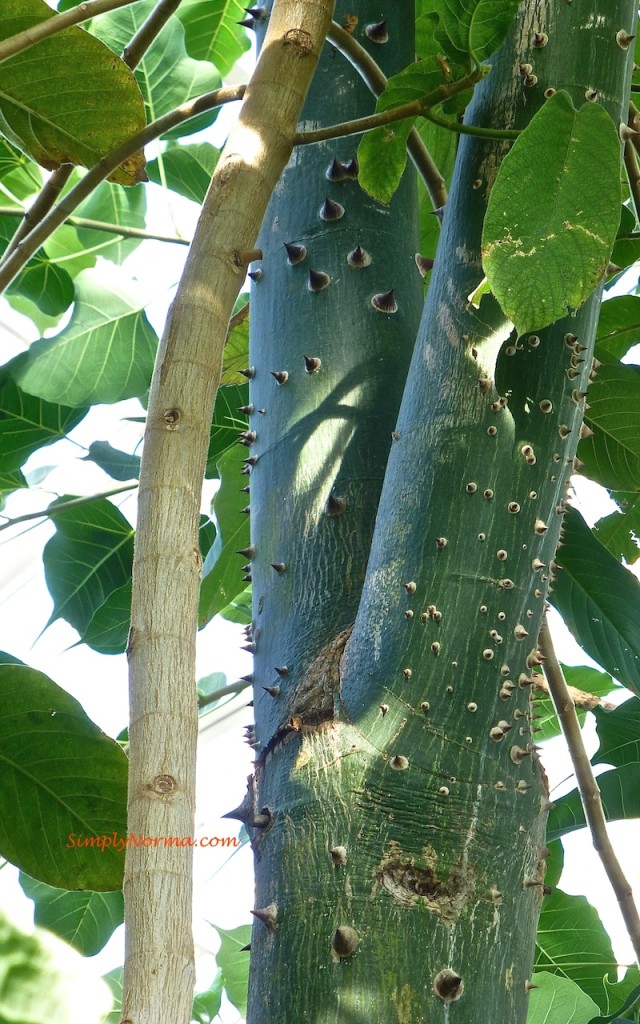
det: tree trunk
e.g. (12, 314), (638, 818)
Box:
(245, 1), (634, 1021)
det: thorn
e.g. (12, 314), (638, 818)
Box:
(239, 367), (255, 379)
(237, 546), (256, 559)
(414, 253), (434, 277)
(241, 506), (251, 515)
(319, 197), (344, 221)
(307, 269), (331, 292)
(238, 430), (256, 445)
(326, 156), (358, 181)
(263, 685), (280, 697)
(237, 404), (254, 415)
(274, 666), (289, 676)
(365, 19), (388, 43)
(248, 269), (262, 282)
(304, 355), (321, 373)
(251, 904), (278, 930)
(271, 562), (286, 573)
(371, 289), (398, 314)
(346, 244), (371, 268)
(240, 943), (251, 952)
(270, 369), (289, 384)
(284, 241), (307, 265)
(242, 643), (256, 653)
(237, 17), (256, 30)
(326, 493), (347, 515)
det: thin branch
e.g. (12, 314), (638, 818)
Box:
(326, 21), (447, 209)
(123, 0), (184, 68)
(0, 484), (137, 532)
(0, 85), (246, 293)
(539, 615), (640, 963)
(532, 673), (616, 711)
(293, 70), (479, 147)
(0, 207), (190, 246)
(423, 109), (519, 140)
(2, 166), (74, 261)
(0, 0), (143, 64)
(198, 679), (251, 709)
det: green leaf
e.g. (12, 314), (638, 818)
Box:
(212, 923), (251, 1016)
(596, 968), (640, 1022)
(527, 665), (615, 743)
(221, 311), (250, 385)
(433, 0), (521, 64)
(20, 874), (123, 956)
(42, 496), (134, 636)
(578, 355), (640, 493)
(596, 295), (640, 360)
(102, 967), (124, 1024)
(551, 506), (640, 694)
(199, 446), (250, 627)
(0, 136), (43, 200)
(91, 1), (222, 143)
(192, 972), (224, 1024)
(148, 142), (220, 205)
(526, 973), (600, 1024)
(219, 586), (252, 625)
(0, 0), (146, 185)
(81, 581), (131, 655)
(0, 663), (127, 890)
(205, 383), (248, 477)
(0, 369), (87, 472)
(176, 0), (250, 77)
(592, 697), (640, 767)
(67, 180), (148, 267)
(593, 503), (640, 564)
(482, 92), (621, 335)
(83, 441), (141, 482)
(11, 267), (158, 407)
(0, 214), (74, 317)
(535, 889), (616, 1010)
(547, 763), (640, 842)
(358, 59), (445, 204)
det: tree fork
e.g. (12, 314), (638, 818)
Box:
(122, 3), (334, 1023)
(244, 1), (636, 1021)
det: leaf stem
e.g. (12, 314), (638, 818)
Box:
(539, 615), (640, 963)
(422, 110), (519, 140)
(123, 0), (184, 68)
(0, 207), (190, 245)
(326, 21), (447, 208)
(0, 0), (143, 64)
(0, 485), (137, 532)
(198, 679), (252, 709)
(0, 85), (246, 294)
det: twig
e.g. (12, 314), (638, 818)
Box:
(2, 166), (74, 261)
(539, 615), (640, 963)
(198, 679), (251, 709)
(0, 85), (246, 293)
(532, 672), (616, 711)
(422, 109), (519, 140)
(0, 484), (137, 532)
(123, 0), (184, 68)
(0, 207), (190, 246)
(0, 0), (143, 64)
(326, 21), (446, 209)
(293, 70), (478, 147)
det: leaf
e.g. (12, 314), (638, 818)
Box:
(221, 314), (250, 385)
(219, 586), (252, 625)
(0, 663), (127, 890)
(0, 214), (74, 317)
(67, 179), (148, 267)
(0, 136), (43, 200)
(482, 92), (621, 336)
(433, 0), (521, 64)
(526, 665), (615, 743)
(547, 764), (640, 841)
(205, 383), (248, 477)
(578, 356), (640, 492)
(593, 503), (640, 564)
(592, 697), (640, 767)
(20, 874), (123, 956)
(0, 0), (146, 185)
(91, 1), (222, 143)
(148, 142), (220, 205)
(596, 968), (640, 1022)
(212, 923), (251, 1016)
(526, 973), (600, 1024)
(598, 294), (638, 358)
(199, 446), (250, 627)
(176, 0), (250, 77)
(11, 267), (158, 407)
(42, 496), (134, 636)
(535, 889), (617, 1010)
(83, 441), (141, 482)
(551, 506), (640, 694)
(192, 972), (224, 1024)
(0, 369), (87, 473)
(102, 967), (124, 1024)
(358, 59), (445, 204)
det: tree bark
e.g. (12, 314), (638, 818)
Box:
(245, 1), (635, 1021)
(122, 3), (334, 1023)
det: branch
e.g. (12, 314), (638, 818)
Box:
(0, 207), (190, 246)
(539, 615), (640, 963)
(198, 679), (252, 709)
(0, 85), (246, 292)
(2, 166), (74, 261)
(293, 70), (479, 147)
(326, 20), (447, 209)
(423, 109), (519, 140)
(0, 485), (137, 532)
(123, 0), (184, 68)
(0, 0), (142, 64)
(122, 1), (334, 1021)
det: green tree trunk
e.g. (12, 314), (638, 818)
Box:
(245, 2), (635, 1022)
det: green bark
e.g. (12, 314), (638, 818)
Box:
(244, 2), (635, 1022)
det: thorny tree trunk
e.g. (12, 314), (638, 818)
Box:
(242, 2), (635, 1022)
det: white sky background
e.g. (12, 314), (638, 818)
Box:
(1, 24), (640, 1021)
